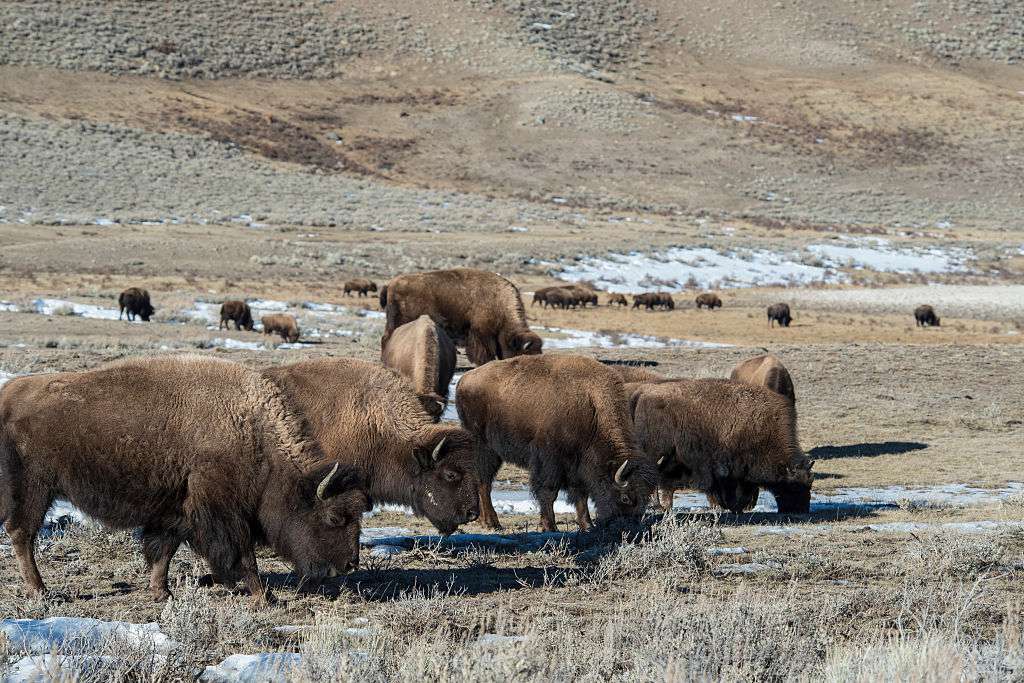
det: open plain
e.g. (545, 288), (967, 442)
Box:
(1, 0), (1023, 680)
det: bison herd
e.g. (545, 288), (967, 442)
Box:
(1, 268), (944, 605)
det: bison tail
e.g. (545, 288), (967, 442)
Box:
(378, 285), (388, 310)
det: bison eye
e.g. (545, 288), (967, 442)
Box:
(619, 494), (631, 505)
(443, 469), (462, 484)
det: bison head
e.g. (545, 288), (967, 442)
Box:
(269, 462), (372, 580)
(140, 302), (155, 322)
(501, 330), (543, 359)
(409, 431), (481, 535)
(240, 311), (254, 331)
(768, 459), (814, 513)
(369, 282), (378, 292)
(287, 327), (301, 344)
(595, 457), (658, 522)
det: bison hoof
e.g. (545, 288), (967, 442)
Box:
(151, 588), (172, 603)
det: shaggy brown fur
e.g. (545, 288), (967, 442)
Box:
(456, 354), (657, 532)
(729, 354), (796, 405)
(545, 288), (577, 310)
(381, 315), (458, 419)
(767, 303), (792, 328)
(262, 314), (300, 343)
(382, 268), (542, 366)
(263, 358), (480, 534)
(627, 378), (813, 514)
(531, 286), (561, 308)
(219, 300), (254, 331)
(633, 292), (674, 310)
(608, 365), (664, 383)
(0, 355), (370, 605)
(608, 293), (628, 307)
(118, 287), (154, 322)
(914, 304), (940, 327)
(344, 278), (378, 297)
(695, 293), (722, 310)
(567, 285), (598, 307)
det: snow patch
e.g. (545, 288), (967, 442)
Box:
(247, 299), (290, 312)
(0, 617), (176, 655)
(199, 653), (302, 682)
(32, 298), (123, 321)
(0, 300), (19, 312)
(441, 373), (463, 423)
(204, 338), (266, 351)
(806, 242), (971, 274)
(539, 326), (732, 350)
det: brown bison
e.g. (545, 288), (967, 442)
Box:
(730, 354), (796, 405)
(607, 364), (663, 383)
(767, 303), (792, 328)
(456, 354), (657, 532)
(545, 288), (578, 310)
(608, 293), (628, 307)
(382, 268), (542, 367)
(262, 314), (300, 343)
(633, 292), (674, 310)
(628, 378), (812, 514)
(914, 304), (940, 327)
(263, 358), (480, 535)
(0, 356), (370, 605)
(568, 285), (599, 307)
(632, 293), (654, 309)
(118, 287), (154, 322)
(219, 300), (254, 331)
(695, 293), (722, 310)
(531, 286), (562, 308)
(344, 278), (378, 297)
(381, 315), (457, 419)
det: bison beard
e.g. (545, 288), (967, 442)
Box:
(456, 354), (657, 532)
(382, 268), (543, 367)
(0, 356), (371, 605)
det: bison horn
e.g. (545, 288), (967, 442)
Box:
(431, 436), (447, 462)
(657, 455), (667, 468)
(522, 340), (532, 351)
(316, 462), (340, 501)
(614, 460), (632, 487)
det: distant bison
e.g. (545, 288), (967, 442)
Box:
(628, 378), (813, 514)
(457, 354), (657, 531)
(695, 293), (722, 310)
(608, 293), (628, 307)
(544, 288), (578, 310)
(382, 268), (542, 367)
(767, 303), (792, 328)
(914, 304), (940, 327)
(633, 292), (674, 311)
(264, 358), (480, 535)
(730, 354), (796, 406)
(382, 315), (457, 419)
(568, 285), (599, 308)
(118, 287), (154, 322)
(344, 278), (378, 297)
(219, 300), (254, 331)
(0, 355), (370, 605)
(262, 314), (300, 343)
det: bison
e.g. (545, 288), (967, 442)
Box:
(219, 300), (254, 331)
(344, 278), (378, 297)
(263, 358), (480, 535)
(914, 304), (940, 327)
(568, 285), (598, 308)
(632, 292), (654, 310)
(531, 286), (562, 308)
(605, 363), (663, 384)
(0, 355), (370, 605)
(695, 293), (722, 310)
(262, 314), (300, 343)
(382, 268), (542, 367)
(118, 287), (154, 322)
(633, 292), (673, 310)
(381, 315), (457, 419)
(545, 288), (578, 310)
(628, 378), (812, 514)
(730, 354), (795, 406)
(608, 293), (628, 307)
(456, 354), (657, 532)
(767, 303), (792, 328)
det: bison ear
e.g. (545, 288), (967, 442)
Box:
(413, 435), (450, 470)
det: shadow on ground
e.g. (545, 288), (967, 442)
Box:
(809, 441), (928, 459)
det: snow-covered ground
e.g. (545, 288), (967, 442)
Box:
(0, 617), (176, 654)
(539, 326), (733, 350)
(556, 241), (976, 292)
(32, 298), (124, 320)
(0, 300), (19, 312)
(765, 284), (1024, 321)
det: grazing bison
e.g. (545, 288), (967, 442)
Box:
(628, 378), (812, 514)
(608, 293), (628, 307)
(568, 285), (599, 308)
(381, 315), (457, 419)
(633, 292), (673, 310)
(262, 314), (300, 343)
(914, 304), (940, 327)
(118, 287), (154, 322)
(0, 356), (370, 605)
(767, 303), (792, 328)
(456, 354), (657, 532)
(531, 286), (563, 308)
(264, 358), (480, 535)
(695, 293), (722, 310)
(344, 278), (378, 297)
(632, 293), (654, 310)
(730, 354), (796, 406)
(219, 300), (254, 331)
(655, 292), (675, 310)
(382, 268), (542, 367)
(545, 288), (578, 310)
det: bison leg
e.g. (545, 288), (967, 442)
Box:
(4, 487), (51, 596)
(658, 486), (675, 512)
(568, 488), (593, 532)
(239, 549), (274, 607)
(535, 489), (559, 532)
(142, 529), (181, 602)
